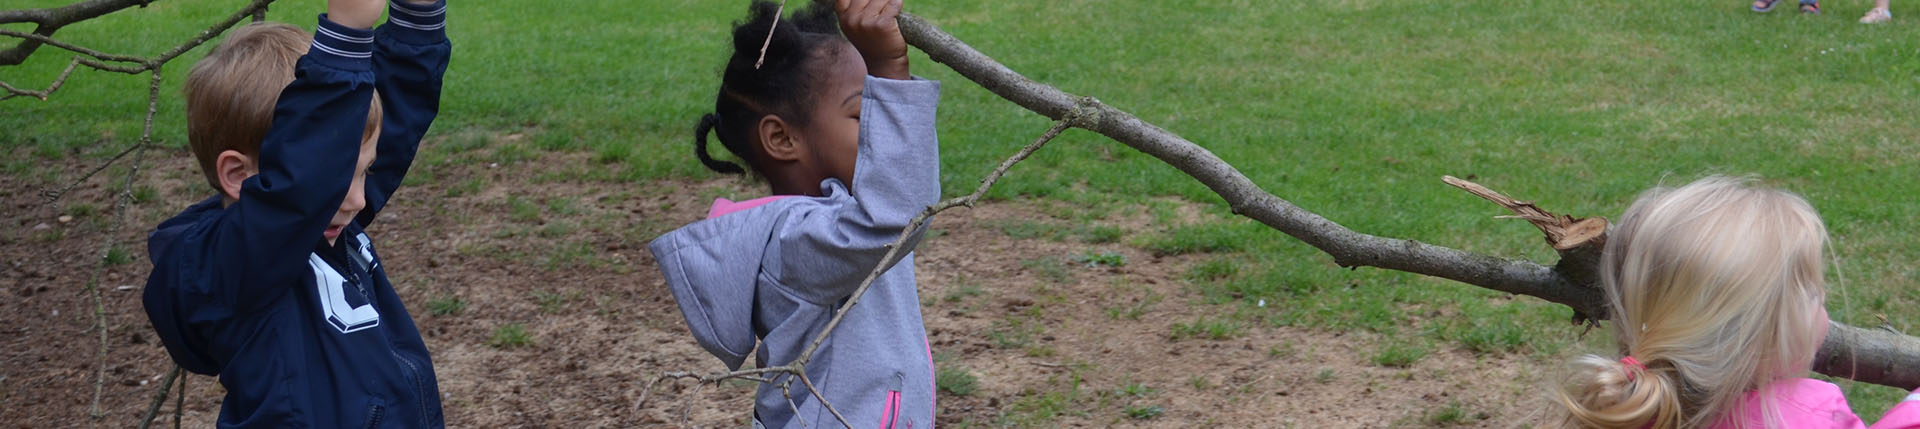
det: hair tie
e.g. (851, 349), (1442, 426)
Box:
(1620, 356), (1646, 381)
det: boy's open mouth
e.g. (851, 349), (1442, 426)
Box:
(323, 224), (345, 240)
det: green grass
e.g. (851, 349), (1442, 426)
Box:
(1422, 401), (1486, 426)
(1115, 380), (1155, 398)
(102, 245), (131, 266)
(427, 293), (468, 316)
(532, 290), (575, 314)
(1001, 370), (1087, 426)
(1070, 250), (1126, 268)
(1124, 404), (1165, 420)
(486, 323), (533, 349)
(935, 366), (979, 397)
(7, 0), (1919, 415)
(1019, 257), (1071, 284)
(1372, 340), (1432, 368)
(1170, 316), (1243, 341)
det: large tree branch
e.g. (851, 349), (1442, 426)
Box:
(0, 0), (157, 66)
(897, 13), (1920, 390)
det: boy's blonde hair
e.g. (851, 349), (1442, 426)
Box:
(184, 22), (381, 191)
(1554, 176), (1830, 429)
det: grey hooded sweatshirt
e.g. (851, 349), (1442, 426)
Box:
(650, 76), (941, 428)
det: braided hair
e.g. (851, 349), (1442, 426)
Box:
(695, 0), (844, 175)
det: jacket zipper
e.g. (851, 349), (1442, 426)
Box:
(363, 403), (384, 429)
(881, 372), (904, 429)
(392, 349), (429, 427)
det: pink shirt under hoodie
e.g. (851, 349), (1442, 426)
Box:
(1712, 378), (1920, 428)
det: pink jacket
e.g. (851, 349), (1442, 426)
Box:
(1710, 378), (1920, 428)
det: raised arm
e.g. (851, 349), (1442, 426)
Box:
(768, 75), (941, 304)
(195, 12), (379, 312)
(356, 0), (451, 227)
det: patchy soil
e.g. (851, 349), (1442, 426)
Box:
(2, 142), (1552, 428)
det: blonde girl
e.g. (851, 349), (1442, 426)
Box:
(1553, 176), (1920, 428)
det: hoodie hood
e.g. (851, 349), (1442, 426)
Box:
(142, 195), (227, 375)
(648, 198), (798, 370)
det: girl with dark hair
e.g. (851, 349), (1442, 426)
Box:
(648, 0), (942, 426)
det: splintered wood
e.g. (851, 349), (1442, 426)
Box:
(1442, 175), (1607, 251)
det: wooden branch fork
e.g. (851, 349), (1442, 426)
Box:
(895, 13), (1920, 390)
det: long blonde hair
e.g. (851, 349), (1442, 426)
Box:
(1554, 176), (1830, 429)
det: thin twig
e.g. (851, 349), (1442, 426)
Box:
(40, 139), (147, 205)
(1, 0), (274, 73)
(785, 116), (1078, 370)
(1, 0), (275, 101)
(637, 367), (794, 414)
(753, 0), (787, 69)
(135, 366), (180, 429)
(781, 382), (808, 429)
(87, 62), (160, 421)
(795, 373), (850, 428)
(25, 0), (273, 204)
(174, 371), (185, 429)
(0, 28), (146, 64)
(679, 382), (705, 429)
(0, 56), (79, 100)
(643, 115), (1081, 426)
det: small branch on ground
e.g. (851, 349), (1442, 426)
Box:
(136, 366), (180, 429)
(173, 371), (185, 429)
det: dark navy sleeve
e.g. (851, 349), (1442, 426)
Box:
(192, 15), (376, 314)
(355, 0), (450, 228)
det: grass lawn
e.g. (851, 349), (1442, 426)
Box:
(5, 0), (1917, 420)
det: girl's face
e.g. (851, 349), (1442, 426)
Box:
(797, 42), (867, 191)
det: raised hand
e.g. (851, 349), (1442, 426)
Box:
(835, 0), (907, 80)
(327, 0), (385, 29)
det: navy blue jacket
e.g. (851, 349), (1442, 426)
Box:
(142, 4), (450, 428)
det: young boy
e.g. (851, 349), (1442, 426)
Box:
(141, 0), (450, 426)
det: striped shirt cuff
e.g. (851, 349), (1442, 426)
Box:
(385, 0), (447, 43)
(310, 14), (374, 71)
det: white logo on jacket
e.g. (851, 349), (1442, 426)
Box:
(311, 233), (381, 333)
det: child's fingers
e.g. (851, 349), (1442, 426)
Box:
(855, 0), (886, 26)
(881, 0), (902, 20)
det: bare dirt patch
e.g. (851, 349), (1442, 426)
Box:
(3, 145), (1552, 428)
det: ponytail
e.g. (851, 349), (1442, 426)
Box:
(1555, 355), (1685, 429)
(694, 113), (745, 175)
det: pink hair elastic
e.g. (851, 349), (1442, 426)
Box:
(1621, 356), (1646, 381)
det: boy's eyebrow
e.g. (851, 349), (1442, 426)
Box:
(842, 90), (862, 108)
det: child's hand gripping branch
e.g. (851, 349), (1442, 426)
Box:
(327, 0), (385, 30)
(835, 0), (908, 80)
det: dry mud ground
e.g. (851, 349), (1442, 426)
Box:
(2, 144), (1553, 428)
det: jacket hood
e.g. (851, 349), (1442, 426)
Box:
(142, 195), (227, 375)
(647, 199), (796, 370)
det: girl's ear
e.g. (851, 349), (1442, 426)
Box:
(757, 114), (805, 162)
(214, 150), (256, 201)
